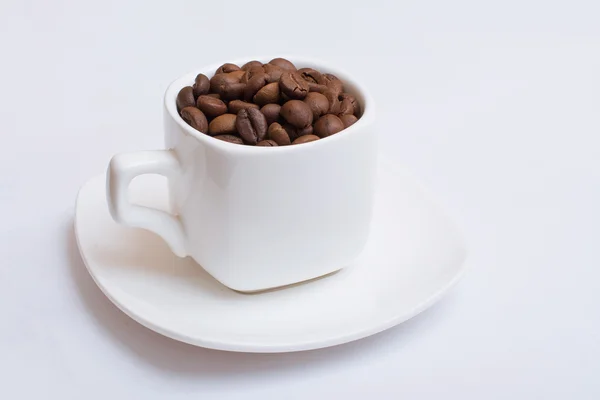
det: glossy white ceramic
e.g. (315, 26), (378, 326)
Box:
(106, 57), (377, 292)
(76, 160), (467, 353)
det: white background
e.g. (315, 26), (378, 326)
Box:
(1, 0), (599, 398)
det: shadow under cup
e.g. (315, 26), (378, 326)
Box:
(162, 57), (377, 292)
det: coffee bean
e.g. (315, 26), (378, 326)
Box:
(228, 100), (260, 114)
(314, 114), (345, 137)
(283, 124), (299, 141)
(280, 100), (313, 128)
(263, 64), (284, 82)
(210, 73), (239, 94)
(215, 63), (241, 74)
(338, 98), (354, 115)
(268, 58), (296, 71)
(318, 73), (344, 93)
(192, 74), (210, 98)
(254, 82), (280, 106)
(298, 68), (323, 84)
(220, 82), (246, 101)
(303, 92), (329, 120)
(241, 60), (263, 71)
(210, 72), (246, 99)
(176, 86), (196, 111)
(308, 83), (328, 93)
(282, 123), (313, 142)
(325, 73), (344, 91)
(298, 68), (326, 94)
(280, 72), (309, 100)
(338, 93), (360, 116)
(323, 89), (341, 114)
(214, 134), (244, 144)
(236, 108), (267, 144)
(340, 114), (358, 128)
(229, 70), (247, 82)
(180, 107), (208, 133)
(292, 135), (320, 145)
(260, 104), (282, 125)
(243, 73), (267, 101)
(240, 66), (265, 84)
(295, 124), (313, 136)
(197, 95), (228, 118)
(257, 140), (278, 146)
(268, 122), (291, 146)
(208, 113), (237, 136)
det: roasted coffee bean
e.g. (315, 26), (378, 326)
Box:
(215, 63), (241, 74)
(243, 73), (267, 101)
(325, 73), (344, 91)
(210, 73), (239, 94)
(260, 104), (282, 125)
(308, 83), (327, 93)
(283, 123), (300, 142)
(210, 72), (246, 99)
(293, 124), (313, 136)
(268, 122), (291, 146)
(228, 100), (260, 114)
(254, 82), (280, 106)
(241, 66), (265, 84)
(280, 100), (313, 128)
(283, 124), (313, 140)
(197, 95), (228, 118)
(282, 123), (313, 141)
(236, 108), (267, 144)
(318, 73), (344, 93)
(220, 82), (246, 101)
(298, 68), (323, 84)
(176, 86), (196, 111)
(338, 93), (360, 116)
(241, 60), (263, 71)
(229, 70), (247, 82)
(263, 64), (284, 83)
(214, 134), (244, 144)
(280, 72), (309, 100)
(340, 114), (358, 128)
(257, 139), (278, 146)
(208, 113), (237, 136)
(303, 92), (329, 120)
(323, 89), (341, 114)
(292, 135), (320, 145)
(338, 98), (354, 115)
(314, 114), (345, 137)
(268, 57), (296, 71)
(192, 74), (210, 98)
(180, 107), (208, 133)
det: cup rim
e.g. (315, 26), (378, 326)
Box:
(164, 56), (375, 154)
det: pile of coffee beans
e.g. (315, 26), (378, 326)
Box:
(176, 58), (361, 146)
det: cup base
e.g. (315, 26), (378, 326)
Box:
(229, 268), (342, 294)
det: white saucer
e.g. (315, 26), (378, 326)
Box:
(75, 160), (467, 353)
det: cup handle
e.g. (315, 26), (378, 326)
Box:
(106, 150), (187, 257)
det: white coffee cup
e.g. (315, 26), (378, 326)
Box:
(106, 57), (377, 292)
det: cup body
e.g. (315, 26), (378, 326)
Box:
(162, 57), (377, 292)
